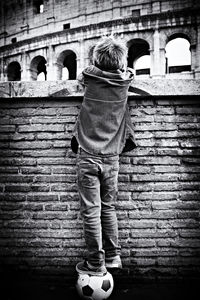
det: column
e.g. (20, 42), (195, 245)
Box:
(150, 29), (166, 78)
(193, 25), (200, 78)
(0, 58), (3, 81)
(46, 45), (57, 80)
(77, 39), (85, 76)
(21, 52), (28, 81)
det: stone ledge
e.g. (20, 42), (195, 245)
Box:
(0, 79), (200, 98)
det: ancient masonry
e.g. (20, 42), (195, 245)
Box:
(0, 0), (200, 81)
(0, 80), (200, 281)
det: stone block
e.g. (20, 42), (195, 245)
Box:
(0, 82), (11, 97)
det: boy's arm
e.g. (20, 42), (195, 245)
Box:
(77, 72), (85, 86)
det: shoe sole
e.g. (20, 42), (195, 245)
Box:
(105, 262), (122, 269)
(76, 263), (107, 277)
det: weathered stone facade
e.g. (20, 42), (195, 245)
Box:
(0, 0), (200, 81)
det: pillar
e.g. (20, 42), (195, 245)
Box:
(0, 58), (4, 81)
(46, 45), (57, 80)
(193, 25), (200, 78)
(77, 39), (85, 76)
(150, 29), (166, 78)
(21, 52), (28, 81)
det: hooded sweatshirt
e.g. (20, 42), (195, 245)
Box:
(71, 65), (136, 156)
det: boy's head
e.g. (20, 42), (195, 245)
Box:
(92, 36), (128, 71)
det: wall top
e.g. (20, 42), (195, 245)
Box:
(0, 80), (200, 98)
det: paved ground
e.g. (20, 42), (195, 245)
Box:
(2, 280), (200, 300)
(1, 269), (200, 300)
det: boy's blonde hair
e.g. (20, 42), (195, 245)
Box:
(92, 36), (128, 71)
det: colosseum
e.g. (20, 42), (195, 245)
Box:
(0, 0), (200, 82)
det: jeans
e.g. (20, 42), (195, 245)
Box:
(77, 147), (121, 267)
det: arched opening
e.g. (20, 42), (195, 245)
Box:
(134, 55), (151, 76)
(165, 37), (191, 73)
(30, 56), (47, 81)
(62, 67), (69, 80)
(127, 39), (150, 76)
(57, 50), (77, 80)
(7, 61), (21, 81)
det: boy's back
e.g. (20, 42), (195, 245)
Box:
(75, 65), (134, 156)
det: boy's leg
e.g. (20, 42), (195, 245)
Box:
(100, 156), (121, 264)
(77, 155), (105, 269)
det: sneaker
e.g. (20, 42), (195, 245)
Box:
(76, 260), (107, 276)
(105, 255), (122, 269)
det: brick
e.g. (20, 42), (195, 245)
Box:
(32, 212), (78, 220)
(126, 239), (156, 248)
(44, 204), (69, 211)
(4, 185), (32, 193)
(135, 124), (177, 131)
(34, 175), (76, 183)
(0, 134), (14, 141)
(119, 220), (156, 229)
(52, 166), (76, 174)
(176, 107), (200, 114)
(0, 175), (34, 183)
(179, 123), (200, 130)
(179, 230), (200, 238)
(154, 166), (200, 173)
(157, 257), (200, 266)
(37, 157), (75, 165)
(0, 158), (37, 166)
(180, 140), (200, 148)
(131, 157), (181, 165)
(129, 211), (176, 219)
(5, 184), (50, 193)
(177, 211), (199, 219)
(0, 167), (19, 174)
(157, 220), (199, 229)
(50, 183), (77, 192)
(37, 132), (69, 140)
(27, 194), (58, 202)
(135, 191), (178, 200)
(9, 141), (52, 149)
(21, 166), (51, 174)
(0, 193), (26, 202)
(131, 174), (178, 182)
(60, 193), (79, 202)
(180, 191), (200, 201)
(18, 124), (65, 132)
(31, 116), (76, 124)
(130, 229), (178, 239)
(20, 149), (67, 157)
(12, 133), (35, 141)
(53, 140), (69, 148)
(0, 125), (16, 133)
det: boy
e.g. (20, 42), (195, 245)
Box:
(71, 36), (136, 276)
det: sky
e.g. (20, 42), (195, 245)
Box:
(135, 37), (191, 70)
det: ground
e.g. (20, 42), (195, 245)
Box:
(2, 276), (200, 300)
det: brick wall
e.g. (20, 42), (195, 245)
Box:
(0, 92), (200, 283)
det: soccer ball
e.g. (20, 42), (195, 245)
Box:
(76, 271), (114, 300)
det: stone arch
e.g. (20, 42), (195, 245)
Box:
(127, 39), (150, 75)
(56, 50), (77, 80)
(160, 27), (196, 49)
(165, 34), (191, 74)
(7, 61), (21, 81)
(30, 55), (47, 81)
(165, 31), (191, 46)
